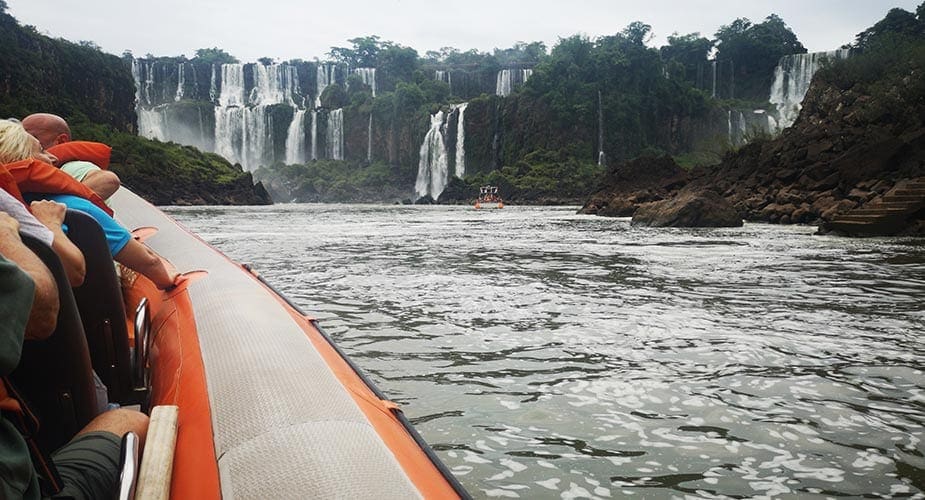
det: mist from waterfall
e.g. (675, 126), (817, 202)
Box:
(415, 111), (449, 199)
(770, 49), (850, 131)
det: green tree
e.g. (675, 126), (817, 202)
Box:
(257, 56), (275, 65)
(660, 32), (712, 85)
(329, 35), (383, 67)
(192, 47), (239, 65)
(854, 7), (923, 49)
(622, 21), (653, 46)
(714, 14), (805, 100)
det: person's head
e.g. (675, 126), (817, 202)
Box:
(21, 113), (70, 149)
(0, 119), (57, 165)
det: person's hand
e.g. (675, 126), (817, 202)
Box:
(0, 212), (21, 239)
(29, 200), (67, 228)
(36, 150), (59, 166)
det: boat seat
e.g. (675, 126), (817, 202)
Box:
(64, 209), (139, 406)
(11, 233), (99, 454)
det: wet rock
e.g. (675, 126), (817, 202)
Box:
(632, 189), (742, 228)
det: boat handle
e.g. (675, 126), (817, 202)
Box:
(133, 298), (151, 391)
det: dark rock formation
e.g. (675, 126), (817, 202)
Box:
(581, 64), (925, 235)
(632, 188), (743, 227)
(578, 156), (689, 217)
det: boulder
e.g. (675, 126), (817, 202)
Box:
(632, 189), (743, 228)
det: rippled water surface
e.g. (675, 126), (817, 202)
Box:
(164, 204), (925, 499)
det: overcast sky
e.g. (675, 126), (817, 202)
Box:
(6, 0), (921, 63)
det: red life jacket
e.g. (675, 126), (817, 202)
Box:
(45, 141), (112, 170)
(2, 159), (113, 216)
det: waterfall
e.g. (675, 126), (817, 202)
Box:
(316, 64), (335, 107)
(597, 90), (605, 166)
(415, 111), (449, 199)
(134, 59), (314, 171)
(310, 110), (318, 160)
(367, 114), (373, 162)
(454, 103), (468, 177)
(522, 68), (533, 83)
(352, 68), (377, 97)
(496, 69), (513, 97)
(174, 63), (185, 101)
(727, 110), (749, 146)
(326, 108), (344, 160)
(769, 49), (851, 132)
(711, 60), (717, 98)
(218, 64), (246, 107)
(436, 70), (452, 93)
(285, 109), (307, 164)
(209, 64), (218, 102)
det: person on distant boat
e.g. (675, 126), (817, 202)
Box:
(0, 121), (180, 289)
(22, 113), (121, 200)
(0, 213), (149, 500)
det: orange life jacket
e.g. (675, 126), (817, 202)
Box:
(2, 159), (113, 216)
(0, 164), (27, 206)
(45, 141), (112, 170)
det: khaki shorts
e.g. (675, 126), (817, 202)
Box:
(51, 431), (121, 499)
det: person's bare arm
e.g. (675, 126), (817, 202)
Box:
(30, 200), (86, 287)
(113, 238), (179, 289)
(0, 212), (59, 339)
(82, 170), (121, 200)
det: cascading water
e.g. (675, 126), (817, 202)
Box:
(175, 63), (185, 101)
(496, 69), (514, 97)
(135, 59), (311, 170)
(597, 90), (605, 166)
(310, 110), (318, 161)
(326, 108), (344, 161)
(367, 114), (373, 162)
(285, 109), (307, 164)
(522, 69), (533, 83)
(435, 70), (452, 91)
(352, 68), (377, 97)
(415, 111), (449, 199)
(454, 103), (467, 178)
(727, 110), (748, 146)
(769, 49), (850, 132)
(711, 60), (717, 98)
(316, 64), (335, 107)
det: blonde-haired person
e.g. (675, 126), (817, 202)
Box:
(0, 119), (57, 165)
(0, 120), (179, 289)
(0, 120), (85, 285)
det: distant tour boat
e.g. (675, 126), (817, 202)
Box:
(474, 185), (504, 209)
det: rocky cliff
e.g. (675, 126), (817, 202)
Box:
(581, 50), (925, 234)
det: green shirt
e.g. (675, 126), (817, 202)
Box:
(0, 255), (41, 500)
(59, 160), (100, 182)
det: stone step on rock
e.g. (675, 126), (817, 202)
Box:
(823, 217), (908, 235)
(832, 214), (891, 223)
(890, 189), (925, 197)
(881, 194), (925, 203)
(851, 207), (913, 216)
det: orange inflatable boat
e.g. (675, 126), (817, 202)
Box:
(108, 188), (468, 498)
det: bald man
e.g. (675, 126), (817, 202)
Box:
(21, 114), (121, 200)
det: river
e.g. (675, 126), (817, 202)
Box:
(164, 203), (925, 499)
